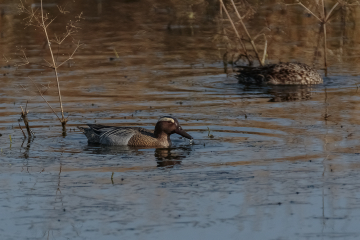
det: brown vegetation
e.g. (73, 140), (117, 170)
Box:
(14, 0), (83, 135)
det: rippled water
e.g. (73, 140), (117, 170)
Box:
(2, 0), (360, 239)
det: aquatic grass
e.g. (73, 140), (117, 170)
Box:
(111, 172), (114, 184)
(14, 0), (84, 135)
(113, 48), (120, 59)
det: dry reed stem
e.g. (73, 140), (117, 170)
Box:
(229, 0), (263, 66)
(219, 0), (252, 65)
(287, 0), (340, 70)
(17, 0), (83, 134)
(39, 0), (66, 125)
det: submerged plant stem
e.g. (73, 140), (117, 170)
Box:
(20, 104), (33, 138)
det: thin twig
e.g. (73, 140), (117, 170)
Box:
(45, 16), (57, 28)
(28, 76), (61, 122)
(57, 4), (69, 14)
(56, 41), (82, 68)
(261, 34), (267, 65)
(325, 2), (339, 22)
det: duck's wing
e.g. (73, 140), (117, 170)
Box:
(87, 124), (153, 145)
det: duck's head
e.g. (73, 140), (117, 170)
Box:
(155, 116), (193, 139)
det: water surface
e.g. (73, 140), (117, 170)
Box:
(1, 0), (360, 239)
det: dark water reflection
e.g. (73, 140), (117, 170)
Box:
(155, 146), (192, 168)
(2, 0), (360, 239)
(240, 84), (323, 102)
(83, 143), (192, 168)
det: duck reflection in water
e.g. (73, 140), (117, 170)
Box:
(240, 84), (318, 102)
(83, 144), (192, 168)
(267, 85), (317, 102)
(155, 146), (192, 168)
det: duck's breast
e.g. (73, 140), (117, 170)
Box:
(127, 133), (165, 147)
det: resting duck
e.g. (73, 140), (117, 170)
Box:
(236, 62), (323, 85)
(78, 116), (193, 147)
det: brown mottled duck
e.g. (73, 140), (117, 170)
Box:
(236, 62), (323, 85)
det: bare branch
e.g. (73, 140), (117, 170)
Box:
(45, 16), (57, 29)
(28, 76), (61, 122)
(56, 41), (83, 68)
(51, 22), (79, 45)
(253, 27), (271, 41)
(57, 4), (69, 14)
(261, 34), (268, 65)
(14, 48), (30, 67)
(75, 12), (84, 22)
(43, 58), (54, 68)
(325, 2), (340, 22)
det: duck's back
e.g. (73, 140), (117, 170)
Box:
(80, 124), (155, 145)
(237, 62), (323, 85)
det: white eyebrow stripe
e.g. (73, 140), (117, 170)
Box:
(158, 117), (174, 123)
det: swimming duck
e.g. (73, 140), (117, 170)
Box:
(236, 62), (323, 85)
(78, 116), (193, 147)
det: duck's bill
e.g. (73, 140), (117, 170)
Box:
(175, 128), (193, 140)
